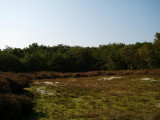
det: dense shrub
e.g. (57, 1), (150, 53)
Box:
(0, 94), (33, 120)
(14, 69), (160, 81)
(0, 73), (30, 93)
(0, 73), (33, 120)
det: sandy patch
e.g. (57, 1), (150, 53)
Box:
(55, 82), (59, 84)
(98, 77), (122, 81)
(156, 103), (160, 108)
(107, 77), (122, 80)
(36, 87), (46, 94)
(43, 82), (55, 85)
(36, 86), (55, 96)
(141, 78), (156, 82)
(33, 81), (62, 86)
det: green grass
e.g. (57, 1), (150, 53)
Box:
(25, 75), (160, 120)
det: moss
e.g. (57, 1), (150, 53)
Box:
(26, 75), (160, 120)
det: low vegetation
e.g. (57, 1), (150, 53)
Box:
(0, 73), (33, 120)
(0, 70), (160, 119)
(26, 75), (160, 120)
(17, 68), (160, 80)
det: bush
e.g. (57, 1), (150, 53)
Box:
(0, 73), (33, 120)
(0, 94), (33, 120)
(0, 73), (30, 93)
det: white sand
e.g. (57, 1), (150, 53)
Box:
(141, 78), (156, 82)
(36, 87), (55, 95)
(98, 76), (122, 81)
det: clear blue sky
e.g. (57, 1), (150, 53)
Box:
(0, 0), (160, 49)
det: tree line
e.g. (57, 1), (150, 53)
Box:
(0, 32), (160, 72)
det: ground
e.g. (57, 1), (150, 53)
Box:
(25, 75), (160, 120)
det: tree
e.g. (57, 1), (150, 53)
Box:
(154, 32), (160, 67)
(119, 45), (137, 70)
(24, 53), (46, 71)
(0, 52), (23, 72)
(0, 33), (159, 72)
(47, 52), (69, 72)
(137, 42), (156, 69)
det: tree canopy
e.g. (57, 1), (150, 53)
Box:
(0, 33), (160, 72)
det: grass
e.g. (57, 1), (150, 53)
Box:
(25, 75), (160, 120)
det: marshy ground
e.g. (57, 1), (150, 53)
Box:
(25, 75), (160, 120)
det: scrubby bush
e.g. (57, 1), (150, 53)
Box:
(0, 94), (33, 120)
(0, 73), (33, 120)
(0, 73), (30, 93)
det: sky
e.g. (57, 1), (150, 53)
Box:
(0, 0), (160, 49)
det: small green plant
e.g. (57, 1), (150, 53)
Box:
(25, 75), (160, 120)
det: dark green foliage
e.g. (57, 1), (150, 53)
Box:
(47, 52), (70, 72)
(9, 48), (25, 58)
(0, 52), (23, 72)
(154, 32), (160, 66)
(0, 33), (160, 72)
(24, 53), (46, 71)
(66, 47), (97, 72)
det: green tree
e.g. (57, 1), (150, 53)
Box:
(137, 43), (156, 69)
(119, 45), (137, 70)
(154, 32), (160, 67)
(0, 52), (23, 72)
(24, 53), (46, 71)
(47, 52), (69, 72)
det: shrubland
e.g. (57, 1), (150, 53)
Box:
(0, 69), (160, 119)
(0, 73), (33, 120)
(26, 75), (160, 120)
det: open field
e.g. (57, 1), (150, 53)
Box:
(1, 69), (160, 120)
(25, 75), (160, 120)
